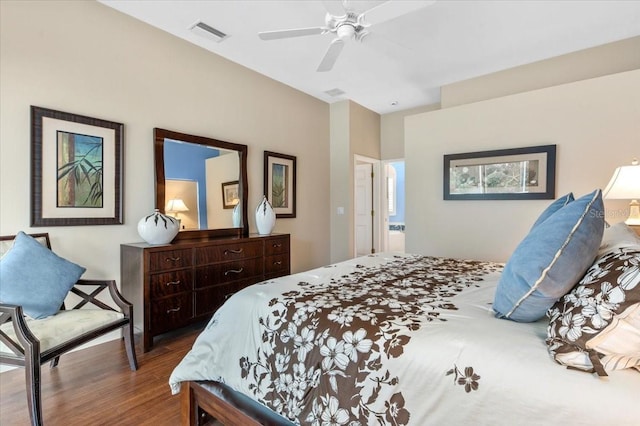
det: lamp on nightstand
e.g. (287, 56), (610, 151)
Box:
(603, 158), (640, 225)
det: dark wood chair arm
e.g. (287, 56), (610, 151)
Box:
(69, 279), (133, 316)
(0, 304), (40, 359)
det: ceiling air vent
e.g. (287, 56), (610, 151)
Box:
(324, 88), (346, 97)
(190, 21), (228, 43)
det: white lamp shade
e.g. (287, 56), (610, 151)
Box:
(166, 198), (189, 212)
(603, 162), (640, 199)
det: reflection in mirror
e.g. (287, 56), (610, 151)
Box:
(154, 128), (249, 240)
(163, 140), (239, 231)
(166, 180), (197, 229)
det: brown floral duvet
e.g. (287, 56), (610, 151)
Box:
(169, 253), (640, 425)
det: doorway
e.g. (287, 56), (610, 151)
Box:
(384, 160), (405, 252)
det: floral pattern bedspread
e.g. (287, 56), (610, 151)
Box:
(169, 253), (640, 425)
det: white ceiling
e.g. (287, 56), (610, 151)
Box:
(100, 0), (640, 114)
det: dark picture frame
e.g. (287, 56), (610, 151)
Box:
(264, 151), (296, 218)
(444, 144), (556, 200)
(221, 180), (240, 209)
(31, 106), (124, 226)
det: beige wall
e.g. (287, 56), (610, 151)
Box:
(381, 104), (440, 160)
(0, 0), (330, 284)
(382, 37), (640, 160)
(349, 102), (381, 160)
(330, 101), (351, 262)
(330, 100), (380, 262)
(405, 69), (640, 262)
(442, 36), (640, 108)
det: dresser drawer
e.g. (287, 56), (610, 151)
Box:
(149, 248), (193, 272)
(265, 253), (290, 276)
(194, 281), (240, 317)
(150, 294), (193, 334)
(149, 270), (192, 299)
(265, 237), (289, 256)
(194, 258), (263, 288)
(195, 240), (263, 265)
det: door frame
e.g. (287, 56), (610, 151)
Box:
(353, 155), (383, 257)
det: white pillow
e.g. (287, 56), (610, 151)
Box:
(598, 222), (640, 257)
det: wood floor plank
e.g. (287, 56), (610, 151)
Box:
(0, 325), (203, 425)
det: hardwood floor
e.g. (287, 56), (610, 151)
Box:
(0, 324), (204, 425)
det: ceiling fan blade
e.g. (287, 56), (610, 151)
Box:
(258, 27), (325, 40)
(359, 0), (435, 27)
(322, 0), (347, 17)
(317, 38), (345, 72)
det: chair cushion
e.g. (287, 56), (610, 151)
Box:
(0, 309), (124, 354)
(0, 232), (85, 319)
(493, 190), (605, 322)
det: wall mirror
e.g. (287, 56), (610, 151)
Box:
(154, 128), (248, 240)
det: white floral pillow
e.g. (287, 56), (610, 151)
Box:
(546, 246), (640, 376)
(598, 222), (640, 257)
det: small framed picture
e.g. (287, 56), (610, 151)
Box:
(221, 180), (240, 209)
(264, 151), (296, 218)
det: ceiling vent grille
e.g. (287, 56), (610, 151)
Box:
(190, 21), (228, 42)
(324, 88), (346, 97)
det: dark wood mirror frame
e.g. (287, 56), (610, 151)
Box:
(154, 128), (249, 241)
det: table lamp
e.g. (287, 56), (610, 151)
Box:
(603, 158), (640, 225)
(165, 199), (189, 218)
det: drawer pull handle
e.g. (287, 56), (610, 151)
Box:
(273, 261), (282, 266)
(166, 307), (181, 314)
(166, 280), (181, 286)
(224, 268), (244, 276)
(165, 257), (181, 262)
(224, 292), (235, 300)
(272, 243), (282, 248)
(224, 248), (244, 255)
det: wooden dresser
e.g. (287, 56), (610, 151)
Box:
(120, 233), (290, 352)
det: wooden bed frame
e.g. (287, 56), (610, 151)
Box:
(181, 381), (293, 426)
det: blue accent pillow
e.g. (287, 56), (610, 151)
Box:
(530, 192), (574, 229)
(493, 190), (604, 322)
(0, 232), (85, 319)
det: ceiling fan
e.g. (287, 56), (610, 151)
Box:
(258, 0), (435, 72)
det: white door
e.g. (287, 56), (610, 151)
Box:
(355, 163), (373, 256)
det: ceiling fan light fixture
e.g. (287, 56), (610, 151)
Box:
(190, 21), (228, 43)
(336, 24), (355, 40)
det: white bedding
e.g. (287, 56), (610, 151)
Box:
(169, 253), (640, 425)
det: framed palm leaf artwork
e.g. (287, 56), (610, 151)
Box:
(264, 151), (296, 218)
(30, 106), (123, 226)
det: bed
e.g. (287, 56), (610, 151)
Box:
(169, 250), (640, 425)
(170, 186), (640, 426)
